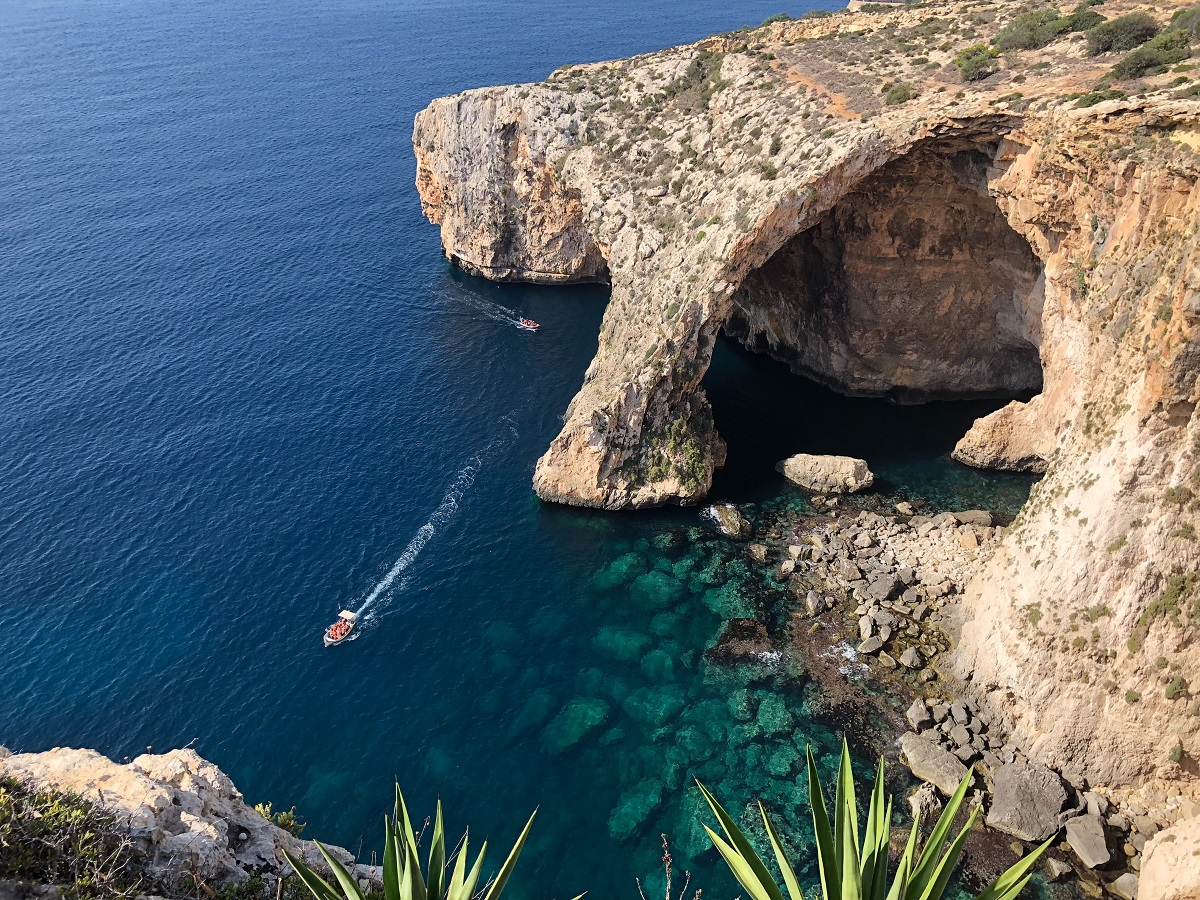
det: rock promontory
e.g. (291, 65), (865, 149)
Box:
(0, 746), (376, 890)
(414, 0), (1200, 813)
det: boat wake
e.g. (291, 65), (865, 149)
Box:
(438, 286), (533, 331)
(344, 420), (518, 636)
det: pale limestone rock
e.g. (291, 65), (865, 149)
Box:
(1065, 814), (1111, 869)
(0, 747), (378, 888)
(1110, 873), (1140, 900)
(899, 732), (968, 796)
(1140, 815), (1200, 899)
(776, 454), (874, 494)
(952, 398), (1051, 473)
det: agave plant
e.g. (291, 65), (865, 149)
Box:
(699, 741), (1053, 900)
(282, 785), (540, 900)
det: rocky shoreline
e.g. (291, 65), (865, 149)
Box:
(706, 478), (1199, 899)
(0, 746), (379, 897)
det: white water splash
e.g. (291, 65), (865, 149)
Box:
(342, 420), (518, 637)
(438, 286), (533, 331)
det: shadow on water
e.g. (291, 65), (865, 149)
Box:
(703, 336), (1040, 516)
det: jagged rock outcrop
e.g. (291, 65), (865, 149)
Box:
(0, 747), (377, 889)
(414, 0), (1200, 809)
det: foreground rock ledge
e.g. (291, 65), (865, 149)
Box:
(0, 747), (376, 888)
(414, 0), (1200, 809)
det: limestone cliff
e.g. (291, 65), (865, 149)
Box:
(414, 0), (1200, 808)
(0, 746), (377, 890)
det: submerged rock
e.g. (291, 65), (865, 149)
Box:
(705, 503), (753, 540)
(776, 454), (874, 494)
(607, 780), (663, 841)
(705, 618), (776, 664)
(542, 697), (611, 754)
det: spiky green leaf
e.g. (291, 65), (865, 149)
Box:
(282, 848), (342, 900)
(697, 782), (786, 900)
(428, 801), (446, 900)
(704, 826), (779, 900)
(913, 804), (981, 900)
(806, 747), (840, 900)
(974, 835), (1054, 900)
(909, 767), (975, 899)
(313, 841), (367, 900)
(480, 809), (536, 900)
(759, 803), (805, 900)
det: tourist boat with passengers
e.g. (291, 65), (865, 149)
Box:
(323, 611), (357, 647)
(517, 319), (540, 331)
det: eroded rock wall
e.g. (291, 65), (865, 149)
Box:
(413, 0), (1200, 804)
(728, 143), (1044, 402)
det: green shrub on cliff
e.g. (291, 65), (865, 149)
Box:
(0, 776), (147, 899)
(1174, 5), (1200, 41)
(699, 741), (1052, 900)
(1110, 29), (1192, 79)
(1086, 12), (1160, 55)
(954, 44), (999, 82)
(992, 5), (1103, 51)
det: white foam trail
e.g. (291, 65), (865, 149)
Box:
(438, 287), (529, 330)
(353, 458), (481, 620)
(348, 419), (518, 628)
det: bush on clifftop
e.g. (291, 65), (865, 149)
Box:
(0, 776), (145, 900)
(1110, 29), (1191, 79)
(1086, 12), (1160, 55)
(955, 44), (1000, 81)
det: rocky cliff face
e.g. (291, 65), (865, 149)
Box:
(0, 747), (376, 890)
(414, 0), (1200, 807)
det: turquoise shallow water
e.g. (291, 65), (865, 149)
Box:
(0, 1), (1041, 898)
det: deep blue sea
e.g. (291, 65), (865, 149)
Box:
(0, 2), (1039, 898)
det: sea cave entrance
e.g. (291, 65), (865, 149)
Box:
(703, 138), (1045, 512)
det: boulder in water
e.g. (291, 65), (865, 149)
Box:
(705, 503), (753, 540)
(776, 454), (874, 494)
(705, 618), (776, 664)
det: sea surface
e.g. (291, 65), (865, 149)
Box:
(0, 2), (1038, 898)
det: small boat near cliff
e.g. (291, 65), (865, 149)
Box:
(323, 610), (357, 647)
(517, 318), (540, 331)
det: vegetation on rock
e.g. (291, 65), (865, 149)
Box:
(284, 786), (551, 900)
(699, 742), (1052, 900)
(0, 776), (145, 900)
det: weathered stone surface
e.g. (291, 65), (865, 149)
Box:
(907, 699), (932, 730)
(0, 748), (376, 887)
(416, 0), (1200, 801)
(986, 762), (1067, 841)
(776, 454), (874, 495)
(858, 636), (883, 655)
(899, 732), (969, 796)
(1140, 815), (1200, 900)
(900, 647), (922, 669)
(706, 618), (775, 664)
(1065, 814), (1111, 869)
(706, 504), (751, 540)
(1109, 873), (1139, 900)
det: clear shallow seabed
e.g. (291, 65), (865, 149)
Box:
(0, 1), (1038, 899)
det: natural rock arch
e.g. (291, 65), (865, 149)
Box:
(722, 139), (1045, 406)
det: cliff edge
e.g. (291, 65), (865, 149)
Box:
(414, 0), (1200, 806)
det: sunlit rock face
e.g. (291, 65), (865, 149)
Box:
(415, 0), (1200, 807)
(727, 142), (1044, 403)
